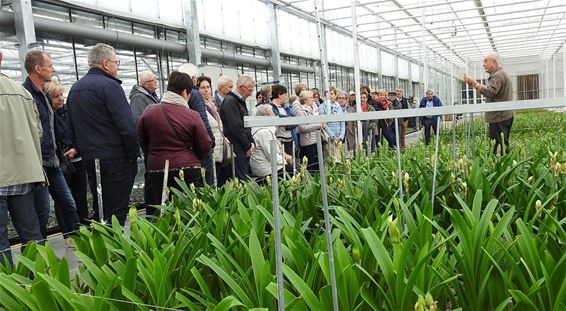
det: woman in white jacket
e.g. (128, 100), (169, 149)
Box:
(250, 105), (293, 181)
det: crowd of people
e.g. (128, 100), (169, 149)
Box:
(0, 42), (513, 265)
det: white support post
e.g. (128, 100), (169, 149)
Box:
(421, 7), (428, 91)
(314, 0), (330, 113)
(13, 0), (36, 81)
(182, 0), (201, 66)
(316, 132), (339, 311)
(268, 3), (282, 83)
(270, 140), (285, 311)
(352, 1), (363, 148)
(552, 55), (556, 97)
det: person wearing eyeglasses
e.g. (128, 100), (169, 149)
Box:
(22, 50), (81, 240)
(129, 70), (160, 214)
(67, 43), (139, 225)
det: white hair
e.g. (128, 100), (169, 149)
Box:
(178, 63), (199, 78)
(236, 74), (254, 87)
(426, 88), (435, 95)
(484, 52), (502, 66)
(88, 43), (116, 67)
(138, 70), (155, 85)
(255, 104), (274, 117)
(217, 75), (233, 90)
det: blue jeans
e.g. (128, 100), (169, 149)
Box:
(96, 158), (138, 225)
(0, 190), (42, 266)
(35, 166), (80, 236)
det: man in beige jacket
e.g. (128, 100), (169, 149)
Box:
(464, 52), (514, 155)
(0, 51), (45, 265)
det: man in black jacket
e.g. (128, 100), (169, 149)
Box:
(22, 50), (80, 239)
(219, 75), (256, 181)
(67, 43), (138, 225)
(178, 63), (215, 185)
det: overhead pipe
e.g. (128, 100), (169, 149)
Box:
(0, 11), (314, 73)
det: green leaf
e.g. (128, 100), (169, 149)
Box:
(198, 254), (254, 307)
(361, 228), (394, 287)
(282, 264), (324, 310)
(212, 295), (244, 311)
(31, 279), (58, 311)
(122, 257), (137, 291)
(0, 275), (39, 310)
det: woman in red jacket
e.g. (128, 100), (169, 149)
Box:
(138, 71), (212, 207)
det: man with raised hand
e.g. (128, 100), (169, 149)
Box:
(464, 52), (514, 155)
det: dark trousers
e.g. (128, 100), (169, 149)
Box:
(143, 156), (159, 216)
(281, 141), (293, 156)
(0, 190), (42, 266)
(149, 168), (202, 206)
(202, 152), (214, 185)
(423, 117), (439, 145)
(215, 162), (231, 187)
(234, 152), (251, 181)
(299, 143), (319, 172)
(489, 117), (514, 155)
(61, 160), (89, 226)
(92, 158), (138, 225)
(36, 166), (80, 236)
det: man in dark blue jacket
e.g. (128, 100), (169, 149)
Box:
(22, 50), (80, 239)
(419, 88), (443, 145)
(67, 43), (138, 225)
(219, 75), (256, 181)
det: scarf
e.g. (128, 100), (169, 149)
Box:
(204, 98), (221, 124)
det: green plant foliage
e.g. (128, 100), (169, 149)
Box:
(0, 110), (565, 310)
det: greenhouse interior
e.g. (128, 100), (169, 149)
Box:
(1, 0), (565, 310)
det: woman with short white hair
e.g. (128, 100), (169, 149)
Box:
(250, 104), (292, 181)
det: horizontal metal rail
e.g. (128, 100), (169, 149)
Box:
(244, 97), (566, 127)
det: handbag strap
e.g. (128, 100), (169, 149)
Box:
(160, 103), (192, 150)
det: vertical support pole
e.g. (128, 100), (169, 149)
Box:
(161, 160), (170, 205)
(471, 63), (477, 156)
(552, 55), (556, 98)
(314, 0), (330, 111)
(545, 59), (549, 98)
(13, 0), (37, 81)
(351, 1), (363, 149)
(94, 159), (105, 224)
(394, 30), (400, 88)
(450, 60), (456, 160)
(394, 118), (403, 199)
(270, 140), (285, 311)
(464, 59), (470, 159)
(182, 0), (201, 66)
(563, 47), (566, 102)
(421, 8), (428, 91)
(268, 3), (282, 83)
(431, 117), (441, 209)
(316, 131), (339, 311)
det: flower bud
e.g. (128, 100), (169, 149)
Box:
(179, 169), (184, 181)
(388, 216), (401, 244)
(527, 176), (533, 184)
